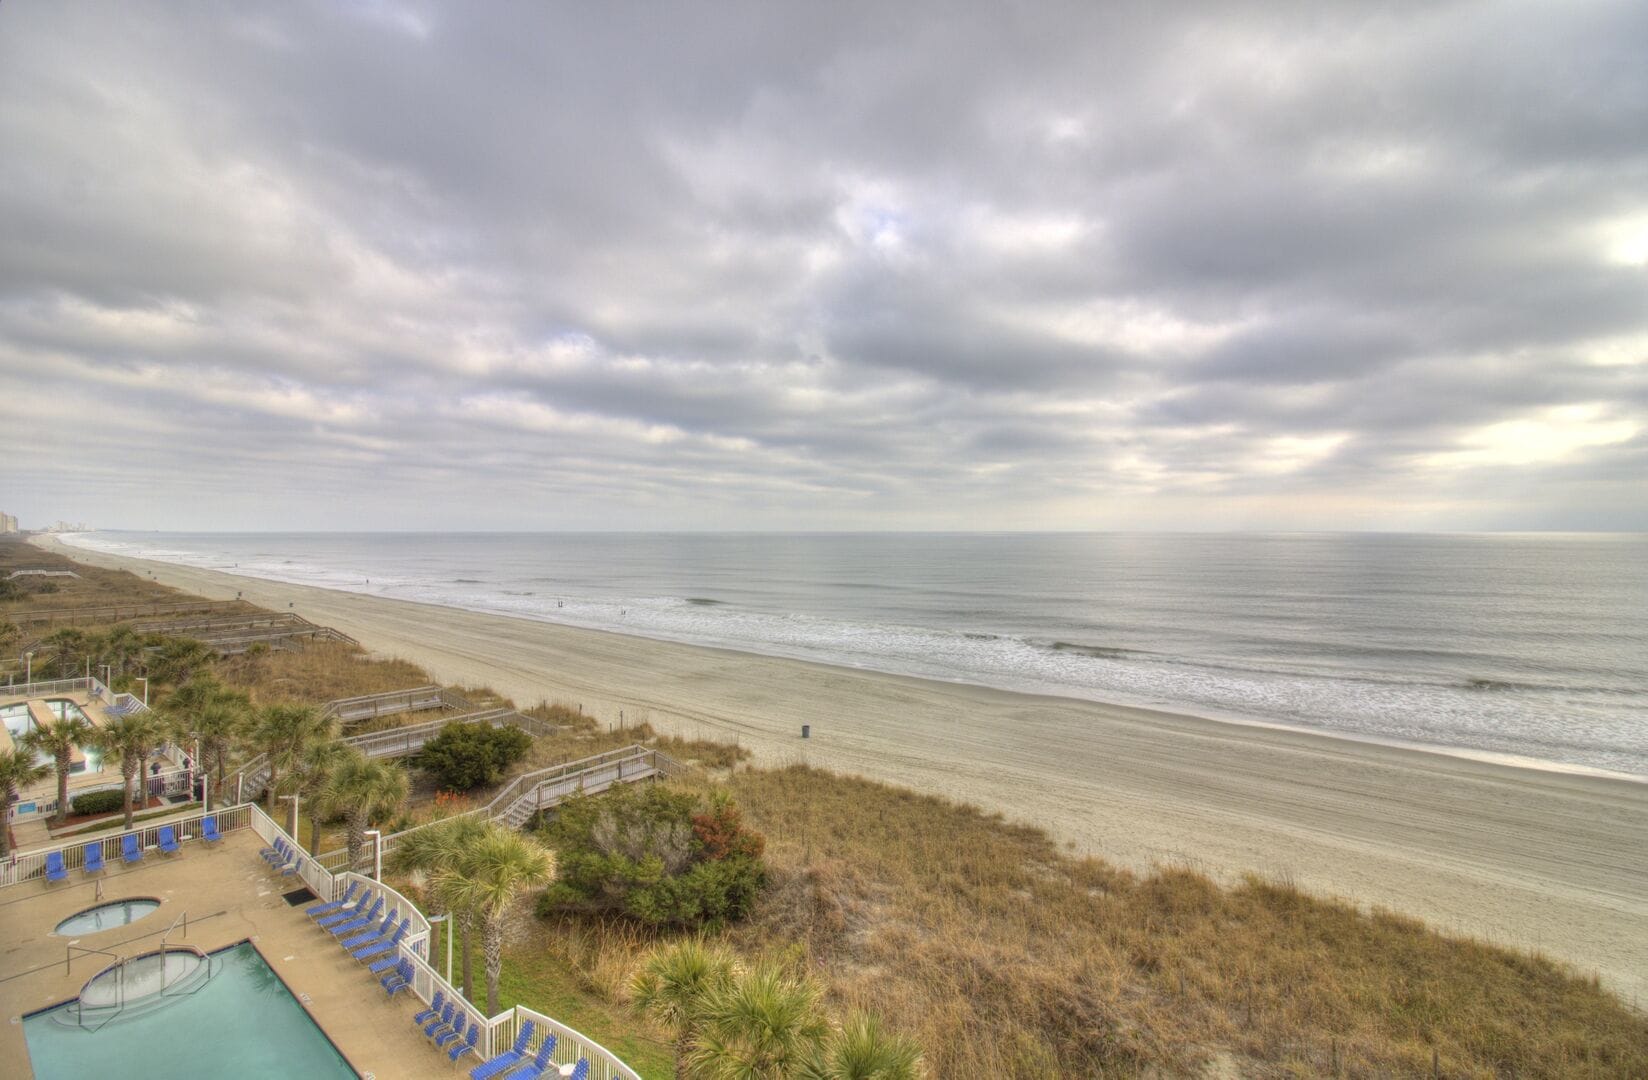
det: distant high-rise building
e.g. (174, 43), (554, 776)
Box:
(0, 511), (18, 533)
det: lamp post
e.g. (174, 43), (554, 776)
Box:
(428, 913), (454, 985)
(25, 652), (33, 682)
(365, 829), (382, 881)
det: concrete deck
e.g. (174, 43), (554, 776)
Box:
(0, 831), (463, 1079)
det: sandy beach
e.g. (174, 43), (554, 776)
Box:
(40, 536), (1648, 1003)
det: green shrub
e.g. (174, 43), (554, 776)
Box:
(536, 785), (766, 929)
(71, 789), (126, 816)
(411, 722), (532, 791)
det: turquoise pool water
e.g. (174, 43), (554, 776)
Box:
(53, 898), (161, 935)
(23, 941), (356, 1079)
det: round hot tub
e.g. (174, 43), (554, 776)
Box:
(54, 898), (162, 936)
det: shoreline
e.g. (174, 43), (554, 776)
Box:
(36, 534), (1648, 1001)
(53, 533), (1647, 787)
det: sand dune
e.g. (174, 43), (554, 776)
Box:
(42, 536), (1648, 1003)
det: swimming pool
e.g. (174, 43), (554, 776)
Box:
(23, 941), (355, 1079)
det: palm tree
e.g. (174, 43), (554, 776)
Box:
(22, 713), (93, 824)
(165, 682), (251, 802)
(95, 624), (146, 682)
(322, 751), (408, 873)
(0, 748), (50, 857)
(251, 703), (335, 812)
(148, 636), (214, 686)
(687, 965), (830, 1080)
(387, 813), (489, 1000)
(431, 824), (555, 1014)
(799, 1013), (923, 1080)
(290, 739), (351, 852)
(632, 938), (738, 1080)
(41, 627), (89, 678)
(94, 713), (163, 829)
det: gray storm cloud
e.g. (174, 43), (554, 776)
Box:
(1, 0), (1644, 530)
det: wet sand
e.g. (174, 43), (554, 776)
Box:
(41, 535), (1648, 1003)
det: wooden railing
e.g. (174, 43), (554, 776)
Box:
(321, 685), (446, 724)
(313, 745), (679, 871)
(5, 599), (245, 631)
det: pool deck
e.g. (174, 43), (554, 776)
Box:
(0, 831), (465, 1079)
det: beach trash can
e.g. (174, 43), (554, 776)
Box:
(801, 724), (810, 739)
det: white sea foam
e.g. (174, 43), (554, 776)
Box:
(59, 530), (1648, 776)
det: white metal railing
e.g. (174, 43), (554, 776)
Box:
(1, 803), (253, 887)
(1, 676), (116, 704)
(247, 805), (336, 903)
(335, 870), (430, 958)
(1, 798), (644, 1076)
(496, 1006), (643, 1080)
(9, 764), (195, 824)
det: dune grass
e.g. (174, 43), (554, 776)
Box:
(212, 640), (434, 705)
(0, 537), (189, 615)
(669, 764), (1648, 1079)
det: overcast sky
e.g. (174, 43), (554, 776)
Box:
(2, 1), (1645, 532)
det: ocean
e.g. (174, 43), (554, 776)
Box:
(62, 531), (1648, 778)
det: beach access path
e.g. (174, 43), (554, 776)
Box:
(41, 536), (1648, 1005)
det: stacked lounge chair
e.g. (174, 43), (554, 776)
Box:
(306, 881), (361, 920)
(326, 897), (385, 939)
(470, 1027), (542, 1080)
(352, 918), (408, 964)
(380, 958), (414, 997)
(448, 1023), (481, 1063)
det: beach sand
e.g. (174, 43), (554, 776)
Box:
(41, 536), (1648, 1003)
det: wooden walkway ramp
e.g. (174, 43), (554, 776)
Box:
(314, 745), (684, 871)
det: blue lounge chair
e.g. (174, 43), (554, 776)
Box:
(316, 891), (374, 928)
(120, 834), (143, 864)
(568, 1062), (589, 1080)
(44, 851), (69, 883)
(157, 826), (181, 855)
(380, 958), (414, 995)
(449, 1023), (481, 1063)
(423, 1000), (457, 1039)
(341, 908), (397, 950)
(434, 1015), (469, 1052)
(83, 843), (106, 875)
(306, 881), (360, 920)
(368, 948), (405, 975)
(200, 816), (222, 844)
(259, 837), (286, 863)
(327, 897), (384, 938)
(471, 1025), (541, 1080)
(412, 990), (445, 1028)
(500, 1038), (561, 1080)
(352, 919), (408, 963)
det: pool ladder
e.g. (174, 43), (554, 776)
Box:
(62, 911), (216, 1031)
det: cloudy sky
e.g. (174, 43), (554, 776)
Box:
(2, 1), (1644, 531)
